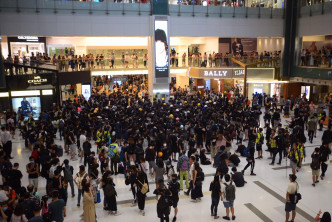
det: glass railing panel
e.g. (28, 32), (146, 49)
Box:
(234, 6), (246, 18)
(246, 6), (259, 18)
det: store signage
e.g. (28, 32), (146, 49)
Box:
(28, 76), (47, 85)
(203, 70), (229, 77)
(234, 69), (245, 76)
(254, 84), (263, 87)
(17, 36), (39, 42)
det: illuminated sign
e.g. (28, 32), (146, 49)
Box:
(17, 36), (39, 41)
(203, 70), (228, 77)
(234, 69), (245, 76)
(28, 76), (47, 84)
(154, 19), (169, 78)
(254, 84), (263, 87)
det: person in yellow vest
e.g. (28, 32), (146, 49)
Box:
(268, 130), (277, 160)
(288, 143), (299, 175)
(109, 138), (120, 175)
(297, 142), (305, 171)
(318, 108), (326, 131)
(96, 128), (102, 149)
(255, 128), (264, 159)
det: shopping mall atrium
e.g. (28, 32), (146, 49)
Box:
(0, 0), (332, 222)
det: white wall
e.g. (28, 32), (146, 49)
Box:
(169, 17), (284, 38)
(0, 12), (284, 38)
(0, 13), (150, 37)
(257, 38), (284, 53)
(298, 14), (332, 37)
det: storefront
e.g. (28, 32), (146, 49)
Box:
(187, 67), (287, 98)
(7, 36), (46, 58)
(0, 73), (57, 119)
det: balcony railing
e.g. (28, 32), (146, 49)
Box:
(299, 0), (332, 17)
(0, 0), (285, 17)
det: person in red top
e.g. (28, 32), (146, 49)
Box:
(227, 91), (231, 100)
(98, 148), (109, 174)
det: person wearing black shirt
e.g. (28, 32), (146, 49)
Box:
(241, 141), (256, 176)
(231, 167), (245, 187)
(83, 138), (92, 167)
(320, 143), (331, 180)
(154, 180), (171, 222)
(209, 175), (221, 219)
(167, 174), (180, 222)
(9, 163), (23, 193)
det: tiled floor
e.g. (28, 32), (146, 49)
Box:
(8, 112), (332, 222)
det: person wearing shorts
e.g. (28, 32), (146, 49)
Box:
(285, 174), (299, 222)
(26, 156), (39, 192)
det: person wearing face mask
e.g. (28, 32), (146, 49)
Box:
(26, 156), (39, 193)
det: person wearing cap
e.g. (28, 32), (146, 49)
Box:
(285, 174), (299, 222)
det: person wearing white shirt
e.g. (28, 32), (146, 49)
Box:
(220, 174), (236, 220)
(1, 127), (12, 159)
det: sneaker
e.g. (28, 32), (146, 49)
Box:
(173, 216), (177, 222)
(190, 199), (197, 202)
(241, 170), (244, 175)
(142, 211), (145, 216)
(232, 216), (236, 220)
(250, 172), (256, 176)
(113, 212), (121, 216)
(315, 180), (319, 183)
(214, 216), (220, 219)
(312, 183), (315, 187)
(184, 191), (189, 196)
(77, 203), (80, 207)
(223, 216), (230, 220)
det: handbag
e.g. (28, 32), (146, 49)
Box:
(138, 180), (148, 195)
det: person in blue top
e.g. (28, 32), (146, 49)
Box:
(21, 97), (33, 116)
(48, 190), (66, 222)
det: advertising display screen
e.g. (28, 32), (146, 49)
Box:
(12, 97), (41, 120)
(82, 84), (91, 101)
(154, 20), (169, 78)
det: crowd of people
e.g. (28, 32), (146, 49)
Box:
(0, 75), (331, 222)
(300, 46), (332, 68)
(3, 48), (282, 76)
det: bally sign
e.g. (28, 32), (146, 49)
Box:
(28, 76), (48, 85)
(199, 69), (232, 78)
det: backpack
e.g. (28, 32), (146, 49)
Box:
(58, 120), (64, 129)
(243, 146), (250, 157)
(157, 189), (169, 209)
(180, 156), (189, 171)
(224, 182), (236, 202)
(197, 169), (205, 181)
(63, 166), (73, 182)
(138, 179), (149, 195)
(259, 134), (264, 144)
(104, 183), (115, 198)
(310, 155), (320, 170)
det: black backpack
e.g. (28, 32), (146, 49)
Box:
(197, 169), (205, 181)
(310, 155), (320, 170)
